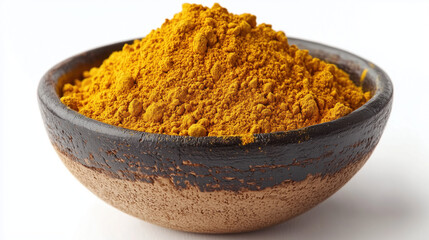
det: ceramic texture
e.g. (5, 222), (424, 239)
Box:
(38, 38), (393, 233)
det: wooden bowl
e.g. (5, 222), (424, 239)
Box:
(38, 38), (393, 233)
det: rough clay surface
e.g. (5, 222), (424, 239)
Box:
(58, 150), (368, 233)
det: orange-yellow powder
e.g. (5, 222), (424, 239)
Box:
(61, 3), (370, 143)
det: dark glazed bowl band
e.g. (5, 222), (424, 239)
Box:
(38, 38), (393, 192)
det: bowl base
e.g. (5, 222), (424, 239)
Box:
(56, 147), (369, 233)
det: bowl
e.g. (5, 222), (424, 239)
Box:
(38, 37), (393, 233)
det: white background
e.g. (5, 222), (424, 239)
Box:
(1, 0), (428, 239)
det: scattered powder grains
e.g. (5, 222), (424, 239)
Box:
(61, 3), (370, 143)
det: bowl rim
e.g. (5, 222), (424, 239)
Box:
(38, 37), (393, 147)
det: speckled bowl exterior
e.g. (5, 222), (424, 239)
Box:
(38, 38), (393, 233)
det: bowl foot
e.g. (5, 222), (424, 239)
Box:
(57, 149), (369, 233)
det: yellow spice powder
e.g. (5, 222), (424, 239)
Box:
(61, 3), (370, 143)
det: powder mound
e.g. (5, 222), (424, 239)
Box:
(61, 3), (370, 140)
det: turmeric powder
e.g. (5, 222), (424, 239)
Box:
(61, 3), (370, 143)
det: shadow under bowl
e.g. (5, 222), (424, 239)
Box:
(38, 38), (393, 233)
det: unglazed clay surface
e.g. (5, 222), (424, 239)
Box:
(58, 148), (369, 233)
